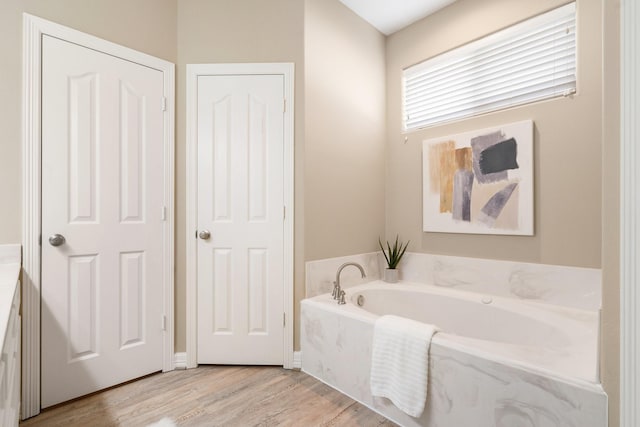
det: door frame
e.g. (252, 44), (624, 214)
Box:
(21, 14), (175, 419)
(185, 63), (295, 369)
(621, 1), (639, 425)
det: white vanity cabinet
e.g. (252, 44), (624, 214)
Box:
(0, 245), (21, 426)
(0, 284), (20, 426)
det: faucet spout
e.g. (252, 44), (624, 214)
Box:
(335, 262), (366, 286)
(333, 262), (366, 302)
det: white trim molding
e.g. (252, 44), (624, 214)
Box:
(21, 14), (42, 420)
(293, 351), (302, 370)
(174, 353), (188, 370)
(620, 0), (640, 426)
(22, 14), (175, 419)
(185, 63), (295, 370)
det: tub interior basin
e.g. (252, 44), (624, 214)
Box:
(341, 281), (599, 384)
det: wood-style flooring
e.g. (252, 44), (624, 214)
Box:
(20, 366), (397, 427)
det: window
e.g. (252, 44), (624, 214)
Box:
(402, 3), (576, 130)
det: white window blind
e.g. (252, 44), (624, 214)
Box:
(403, 2), (576, 130)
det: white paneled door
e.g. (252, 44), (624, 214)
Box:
(197, 75), (285, 365)
(41, 35), (165, 407)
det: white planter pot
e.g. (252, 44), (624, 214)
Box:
(384, 268), (399, 283)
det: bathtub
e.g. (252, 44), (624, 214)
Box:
(301, 280), (607, 427)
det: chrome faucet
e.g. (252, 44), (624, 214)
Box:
(333, 262), (366, 303)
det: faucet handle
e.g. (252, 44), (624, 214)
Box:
(338, 290), (346, 305)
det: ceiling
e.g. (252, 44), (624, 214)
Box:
(338, 0), (457, 35)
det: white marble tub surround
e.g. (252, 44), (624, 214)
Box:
(301, 281), (607, 427)
(305, 252), (380, 297)
(387, 252), (602, 311)
(307, 252), (601, 310)
(306, 252), (602, 310)
(0, 244), (21, 348)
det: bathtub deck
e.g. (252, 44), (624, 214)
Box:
(20, 366), (397, 426)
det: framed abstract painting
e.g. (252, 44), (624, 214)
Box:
(422, 120), (534, 235)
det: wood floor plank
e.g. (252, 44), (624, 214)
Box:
(20, 367), (398, 427)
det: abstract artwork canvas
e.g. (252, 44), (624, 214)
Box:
(422, 120), (534, 235)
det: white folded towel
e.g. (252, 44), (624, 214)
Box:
(370, 315), (439, 418)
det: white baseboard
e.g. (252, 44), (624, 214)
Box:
(293, 351), (302, 370)
(176, 351), (298, 370)
(174, 352), (187, 370)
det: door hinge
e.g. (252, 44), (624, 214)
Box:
(162, 315), (167, 331)
(162, 97), (167, 112)
(161, 206), (167, 221)
(283, 98), (286, 113)
(38, 235), (42, 246)
(283, 206), (286, 220)
(283, 313), (286, 327)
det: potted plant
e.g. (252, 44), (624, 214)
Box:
(379, 236), (409, 283)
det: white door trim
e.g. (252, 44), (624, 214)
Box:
(621, 0), (639, 425)
(22, 14), (175, 419)
(186, 63), (295, 369)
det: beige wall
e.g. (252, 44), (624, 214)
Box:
(176, 0), (386, 352)
(0, 0), (384, 355)
(0, 3), (621, 421)
(304, 0), (386, 262)
(386, 0), (617, 423)
(302, 0), (386, 347)
(176, 0), (306, 352)
(0, 0), (177, 245)
(601, 1), (620, 426)
(386, 0), (602, 268)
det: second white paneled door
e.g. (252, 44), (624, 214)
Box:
(41, 35), (166, 407)
(196, 74), (285, 365)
